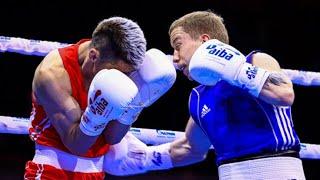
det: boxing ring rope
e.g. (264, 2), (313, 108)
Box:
(2, 36), (320, 86)
(0, 35), (320, 160)
(1, 115), (320, 160)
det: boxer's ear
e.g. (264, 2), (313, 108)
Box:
(89, 48), (99, 63)
(200, 34), (210, 43)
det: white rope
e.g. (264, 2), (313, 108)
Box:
(0, 115), (319, 160)
(283, 69), (320, 86)
(0, 36), (69, 56)
(1, 35), (319, 86)
(0, 116), (29, 134)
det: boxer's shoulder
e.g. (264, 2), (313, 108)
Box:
(32, 50), (71, 97)
(41, 50), (64, 70)
(251, 52), (281, 71)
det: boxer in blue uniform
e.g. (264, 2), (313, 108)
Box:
(166, 11), (305, 179)
(189, 51), (301, 166)
(99, 11), (306, 179)
(188, 51), (304, 179)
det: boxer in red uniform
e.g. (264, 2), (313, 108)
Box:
(24, 16), (147, 179)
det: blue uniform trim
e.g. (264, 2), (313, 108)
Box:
(245, 50), (262, 63)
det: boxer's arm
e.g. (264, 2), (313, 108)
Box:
(102, 120), (131, 145)
(103, 117), (211, 176)
(170, 117), (211, 167)
(32, 53), (98, 155)
(189, 40), (270, 97)
(252, 52), (294, 106)
(189, 40), (293, 106)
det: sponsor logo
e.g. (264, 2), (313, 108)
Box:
(129, 128), (141, 133)
(201, 104), (211, 118)
(246, 66), (258, 79)
(156, 130), (176, 137)
(30, 39), (41, 45)
(206, 44), (240, 60)
(93, 123), (107, 131)
(0, 36), (11, 42)
(151, 151), (162, 166)
(89, 90), (108, 115)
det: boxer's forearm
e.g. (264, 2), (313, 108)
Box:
(170, 137), (208, 167)
(259, 71), (295, 106)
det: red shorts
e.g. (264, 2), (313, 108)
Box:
(24, 161), (105, 180)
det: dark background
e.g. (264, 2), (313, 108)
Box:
(0, 0), (320, 179)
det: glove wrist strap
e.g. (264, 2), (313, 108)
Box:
(79, 110), (106, 136)
(145, 143), (173, 171)
(234, 62), (270, 97)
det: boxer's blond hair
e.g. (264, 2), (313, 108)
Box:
(169, 10), (229, 44)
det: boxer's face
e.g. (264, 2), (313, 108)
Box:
(170, 27), (202, 80)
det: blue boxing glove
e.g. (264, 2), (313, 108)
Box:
(189, 39), (270, 97)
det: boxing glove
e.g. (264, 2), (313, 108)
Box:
(117, 48), (176, 125)
(80, 69), (138, 136)
(189, 39), (270, 97)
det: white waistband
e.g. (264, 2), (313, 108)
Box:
(218, 156), (306, 180)
(32, 144), (104, 173)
